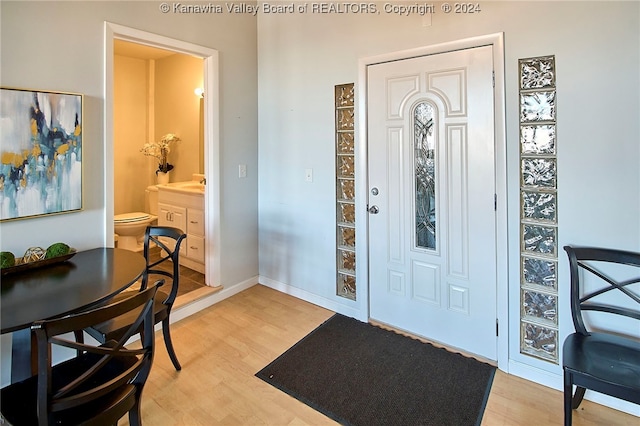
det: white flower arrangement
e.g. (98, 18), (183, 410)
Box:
(140, 133), (181, 173)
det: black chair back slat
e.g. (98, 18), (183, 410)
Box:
(580, 303), (640, 320)
(562, 245), (640, 425)
(1, 282), (161, 425)
(143, 226), (187, 307)
(84, 225), (187, 372)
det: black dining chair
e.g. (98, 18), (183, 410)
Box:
(85, 226), (187, 371)
(562, 245), (640, 425)
(0, 282), (161, 426)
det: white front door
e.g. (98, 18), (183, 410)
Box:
(367, 46), (497, 360)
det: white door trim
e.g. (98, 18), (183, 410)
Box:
(356, 33), (508, 371)
(104, 22), (221, 287)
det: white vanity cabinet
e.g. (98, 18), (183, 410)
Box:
(157, 185), (205, 273)
(185, 208), (205, 264)
(158, 204), (186, 232)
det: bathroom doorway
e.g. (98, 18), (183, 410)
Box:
(113, 40), (203, 211)
(105, 22), (221, 289)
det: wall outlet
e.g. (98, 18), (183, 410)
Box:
(239, 164), (247, 178)
(305, 168), (313, 182)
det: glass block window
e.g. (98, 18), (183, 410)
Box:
(521, 125), (555, 155)
(521, 158), (557, 188)
(520, 92), (556, 122)
(522, 190), (556, 223)
(522, 255), (557, 290)
(521, 321), (557, 361)
(522, 223), (557, 256)
(519, 55), (558, 363)
(414, 102), (436, 250)
(336, 83), (356, 300)
(522, 289), (557, 324)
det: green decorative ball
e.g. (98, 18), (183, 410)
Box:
(45, 243), (71, 259)
(0, 251), (15, 268)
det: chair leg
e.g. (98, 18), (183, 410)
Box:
(563, 371), (573, 426)
(571, 386), (586, 409)
(128, 400), (142, 426)
(162, 317), (182, 371)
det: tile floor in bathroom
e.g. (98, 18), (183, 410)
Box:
(128, 247), (220, 308)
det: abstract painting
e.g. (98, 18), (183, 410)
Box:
(0, 88), (82, 221)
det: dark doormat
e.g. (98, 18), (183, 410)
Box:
(256, 314), (496, 426)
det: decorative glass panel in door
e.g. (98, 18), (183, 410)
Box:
(414, 102), (436, 250)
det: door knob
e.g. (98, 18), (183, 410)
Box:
(368, 205), (379, 214)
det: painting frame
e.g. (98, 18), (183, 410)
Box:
(0, 87), (83, 222)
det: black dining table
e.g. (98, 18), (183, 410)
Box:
(1, 247), (146, 382)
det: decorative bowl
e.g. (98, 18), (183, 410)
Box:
(1, 249), (77, 276)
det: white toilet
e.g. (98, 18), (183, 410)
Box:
(114, 185), (159, 252)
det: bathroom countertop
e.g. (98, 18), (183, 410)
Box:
(157, 180), (205, 194)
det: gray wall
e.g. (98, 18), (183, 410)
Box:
(0, 0), (259, 386)
(0, 1), (259, 288)
(256, 0), (639, 404)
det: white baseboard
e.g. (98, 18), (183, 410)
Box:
(507, 359), (562, 390)
(508, 359), (640, 417)
(170, 276), (258, 323)
(258, 276), (363, 320)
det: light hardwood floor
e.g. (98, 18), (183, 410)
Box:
(128, 284), (637, 425)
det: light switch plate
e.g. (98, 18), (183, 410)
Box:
(239, 164), (247, 178)
(305, 168), (313, 182)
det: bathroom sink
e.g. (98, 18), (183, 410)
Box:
(173, 182), (205, 191)
(159, 181), (205, 194)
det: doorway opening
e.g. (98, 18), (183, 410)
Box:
(104, 22), (221, 291)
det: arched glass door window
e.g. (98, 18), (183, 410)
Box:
(414, 102), (436, 250)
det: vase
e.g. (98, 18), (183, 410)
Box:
(157, 171), (170, 185)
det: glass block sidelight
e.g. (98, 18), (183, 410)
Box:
(519, 56), (555, 89)
(338, 202), (355, 225)
(337, 132), (355, 154)
(521, 190), (556, 223)
(522, 158), (557, 188)
(522, 256), (557, 290)
(521, 321), (558, 361)
(521, 125), (556, 155)
(519, 55), (558, 363)
(338, 156), (355, 178)
(337, 109), (355, 131)
(338, 272), (356, 300)
(338, 249), (356, 274)
(522, 289), (557, 325)
(335, 84), (355, 108)
(338, 178), (355, 200)
(338, 225), (356, 248)
(522, 223), (557, 256)
(335, 83), (356, 300)
(520, 91), (556, 122)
